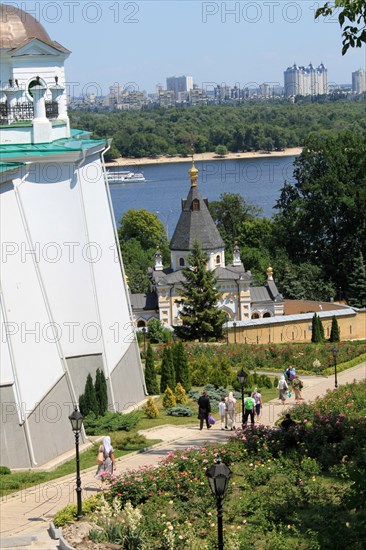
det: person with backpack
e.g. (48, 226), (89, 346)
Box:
(277, 375), (289, 405)
(243, 392), (255, 426)
(251, 388), (262, 420)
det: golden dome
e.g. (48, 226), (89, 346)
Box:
(0, 4), (54, 49)
(267, 266), (273, 274)
(189, 160), (198, 187)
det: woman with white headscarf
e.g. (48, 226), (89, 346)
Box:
(277, 375), (288, 405)
(225, 391), (237, 430)
(95, 435), (116, 489)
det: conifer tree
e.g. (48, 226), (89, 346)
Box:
(95, 368), (108, 416)
(329, 315), (340, 342)
(160, 347), (175, 393)
(318, 314), (325, 341)
(176, 242), (227, 341)
(174, 382), (189, 404)
(80, 373), (99, 416)
(311, 313), (322, 343)
(347, 251), (366, 308)
(144, 397), (159, 419)
(172, 341), (191, 391)
(162, 386), (176, 409)
(144, 343), (159, 395)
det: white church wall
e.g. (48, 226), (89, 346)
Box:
(0, 178), (66, 414)
(78, 155), (136, 372)
(18, 161), (102, 358)
(0, 303), (15, 386)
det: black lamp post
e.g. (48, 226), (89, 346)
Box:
(68, 406), (84, 520)
(206, 458), (231, 550)
(332, 346), (338, 389)
(233, 321), (237, 344)
(237, 369), (248, 428)
(141, 326), (147, 353)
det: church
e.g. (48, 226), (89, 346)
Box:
(130, 162), (285, 327)
(0, 4), (145, 468)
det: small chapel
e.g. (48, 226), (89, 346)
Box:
(130, 162), (285, 327)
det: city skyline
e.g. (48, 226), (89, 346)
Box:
(4, 1), (365, 96)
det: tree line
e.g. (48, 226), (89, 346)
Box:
(69, 100), (366, 159)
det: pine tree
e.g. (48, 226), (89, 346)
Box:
(80, 373), (99, 416)
(318, 315), (325, 341)
(144, 344), (159, 395)
(172, 341), (191, 391)
(329, 315), (340, 342)
(160, 347), (175, 393)
(176, 242), (227, 341)
(95, 368), (108, 416)
(311, 313), (324, 343)
(162, 386), (176, 409)
(347, 251), (366, 308)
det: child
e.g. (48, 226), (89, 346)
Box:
(219, 397), (227, 430)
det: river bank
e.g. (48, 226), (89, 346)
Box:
(105, 147), (302, 167)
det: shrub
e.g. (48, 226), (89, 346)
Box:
(162, 386), (176, 409)
(273, 376), (279, 388)
(112, 433), (148, 450)
(0, 467), (11, 475)
(83, 411), (141, 435)
(144, 397), (159, 419)
(166, 406), (193, 417)
(54, 496), (101, 527)
(174, 382), (189, 404)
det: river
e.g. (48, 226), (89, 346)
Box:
(109, 156), (297, 238)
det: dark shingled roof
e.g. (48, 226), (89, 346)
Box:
(129, 291), (158, 311)
(170, 185), (225, 251)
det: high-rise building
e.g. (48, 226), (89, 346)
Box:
(352, 69), (366, 94)
(284, 63), (328, 97)
(166, 75), (193, 98)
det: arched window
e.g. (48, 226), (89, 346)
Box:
(216, 254), (221, 265)
(137, 320), (146, 328)
(191, 199), (200, 211)
(263, 312), (271, 318)
(252, 312), (260, 319)
(179, 257), (185, 267)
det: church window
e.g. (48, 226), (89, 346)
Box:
(179, 257), (185, 267)
(137, 320), (146, 328)
(252, 312), (260, 319)
(216, 254), (221, 264)
(191, 199), (200, 211)
(263, 312), (271, 318)
(27, 77), (46, 100)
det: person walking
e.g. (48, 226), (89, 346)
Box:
(198, 390), (211, 430)
(225, 391), (237, 430)
(251, 388), (262, 420)
(219, 396), (227, 430)
(284, 365), (293, 385)
(292, 375), (304, 402)
(95, 435), (116, 489)
(243, 392), (255, 426)
(277, 375), (288, 405)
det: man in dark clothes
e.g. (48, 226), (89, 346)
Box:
(198, 390), (211, 430)
(280, 413), (297, 431)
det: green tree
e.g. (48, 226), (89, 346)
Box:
(79, 373), (99, 417)
(315, 1), (366, 54)
(147, 318), (165, 344)
(94, 368), (108, 416)
(215, 144), (229, 157)
(329, 315), (340, 342)
(347, 251), (366, 308)
(162, 386), (176, 409)
(172, 341), (191, 391)
(176, 242), (227, 341)
(274, 132), (366, 299)
(118, 209), (170, 259)
(311, 313), (322, 343)
(160, 347), (175, 393)
(144, 344), (159, 395)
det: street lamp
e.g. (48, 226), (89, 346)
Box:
(233, 321), (237, 345)
(68, 406), (84, 520)
(237, 369), (248, 428)
(332, 346), (338, 389)
(141, 326), (147, 353)
(206, 458), (231, 550)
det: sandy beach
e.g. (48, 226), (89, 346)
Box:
(105, 147), (302, 167)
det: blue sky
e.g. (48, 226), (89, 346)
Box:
(15, 1), (366, 94)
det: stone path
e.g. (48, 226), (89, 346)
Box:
(0, 362), (365, 549)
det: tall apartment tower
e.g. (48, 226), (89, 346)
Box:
(166, 75), (193, 98)
(284, 63), (328, 97)
(352, 69), (366, 94)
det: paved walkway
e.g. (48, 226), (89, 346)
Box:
(1, 362), (365, 549)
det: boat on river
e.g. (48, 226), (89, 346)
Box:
(107, 170), (145, 184)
